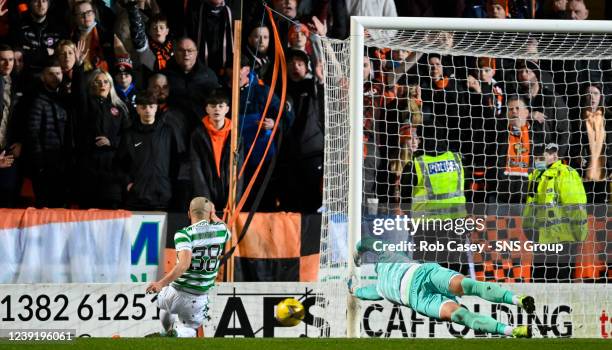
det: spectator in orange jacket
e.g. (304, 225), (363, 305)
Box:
(190, 90), (242, 212)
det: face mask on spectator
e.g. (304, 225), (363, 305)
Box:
(535, 161), (547, 171)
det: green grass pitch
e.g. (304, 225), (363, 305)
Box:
(0, 338), (610, 350)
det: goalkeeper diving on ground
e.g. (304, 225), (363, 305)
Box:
(350, 241), (535, 338)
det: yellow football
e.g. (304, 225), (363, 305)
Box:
(275, 298), (305, 326)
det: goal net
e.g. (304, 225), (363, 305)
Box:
(316, 17), (612, 338)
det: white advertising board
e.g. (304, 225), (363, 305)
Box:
(0, 283), (608, 338)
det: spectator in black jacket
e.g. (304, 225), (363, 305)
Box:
(465, 57), (503, 169)
(515, 59), (570, 157)
(184, 0), (233, 76)
(56, 39), (77, 93)
(420, 53), (467, 153)
(147, 73), (192, 211)
(11, 0), (66, 74)
(270, 0), (299, 46)
(117, 91), (184, 210)
(148, 73), (192, 138)
(190, 91), (241, 212)
(278, 49), (324, 213)
(163, 37), (220, 131)
(72, 44), (131, 208)
(26, 57), (70, 207)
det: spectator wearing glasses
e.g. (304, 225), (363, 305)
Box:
(485, 95), (544, 204)
(72, 0), (126, 72)
(162, 37), (220, 132)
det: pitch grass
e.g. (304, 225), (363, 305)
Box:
(0, 338), (610, 350)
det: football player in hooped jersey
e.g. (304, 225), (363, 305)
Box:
(146, 197), (231, 337)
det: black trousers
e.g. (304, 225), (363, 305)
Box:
(31, 151), (68, 208)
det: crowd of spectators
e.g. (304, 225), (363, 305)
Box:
(0, 0), (611, 215)
(359, 0), (612, 211)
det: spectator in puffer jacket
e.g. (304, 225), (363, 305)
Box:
(26, 57), (70, 207)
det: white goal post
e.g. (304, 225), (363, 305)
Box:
(318, 16), (612, 338)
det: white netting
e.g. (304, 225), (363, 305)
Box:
(318, 37), (350, 282)
(365, 30), (612, 60)
(317, 27), (611, 338)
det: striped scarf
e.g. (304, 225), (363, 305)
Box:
(505, 124), (530, 177)
(150, 40), (174, 71)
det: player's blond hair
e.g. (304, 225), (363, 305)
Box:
(189, 197), (214, 221)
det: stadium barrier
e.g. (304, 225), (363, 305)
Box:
(0, 209), (608, 284)
(0, 282), (608, 338)
(0, 209), (166, 283)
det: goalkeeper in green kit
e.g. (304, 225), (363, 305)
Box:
(350, 243), (535, 338)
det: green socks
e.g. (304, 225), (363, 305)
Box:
(451, 307), (508, 335)
(460, 278), (515, 305)
(452, 278), (517, 336)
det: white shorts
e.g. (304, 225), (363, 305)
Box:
(157, 285), (209, 329)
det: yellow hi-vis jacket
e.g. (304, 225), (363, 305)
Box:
(411, 151), (467, 218)
(523, 160), (588, 243)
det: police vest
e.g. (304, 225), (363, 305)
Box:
(523, 160), (588, 243)
(412, 151), (466, 218)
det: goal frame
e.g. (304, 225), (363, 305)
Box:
(346, 16), (612, 337)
